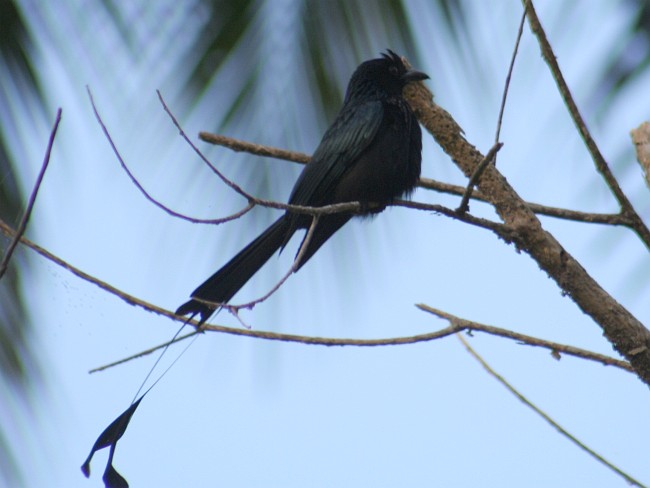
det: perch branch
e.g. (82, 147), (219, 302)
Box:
(198, 132), (629, 227)
(402, 57), (650, 385)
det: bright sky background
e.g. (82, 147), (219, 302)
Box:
(4, 1), (650, 487)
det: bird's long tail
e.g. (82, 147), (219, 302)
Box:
(176, 216), (292, 323)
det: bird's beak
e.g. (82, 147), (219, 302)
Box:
(402, 69), (429, 84)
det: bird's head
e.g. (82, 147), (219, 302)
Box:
(344, 49), (429, 102)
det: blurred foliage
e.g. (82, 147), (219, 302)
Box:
(0, 0), (44, 483)
(598, 0), (650, 107)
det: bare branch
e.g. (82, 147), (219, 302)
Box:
(455, 10), (525, 216)
(229, 215), (321, 312)
(0, 218), (631, 379)
(199, 131), (309, 164)
(0, 108), (61, 280)
(393, 199), (514, 238)
(495, 8), (527, 145)
(0, 218), (463, 346)
(198, 132), (629, 227)
(456, 142), (503, 214)
(523, 0), (650, 249)
(417, 304), (633, 373)
(89, 331), (199, 373)
(193, 216), (323, 322)
(403, 60), (650, 386)
(157, 90), (255, 201)
(88, 87), (257, 225)
(421, 173), (629, 225)
(457, 333), (646, 488)
(0, 218), (170, 318)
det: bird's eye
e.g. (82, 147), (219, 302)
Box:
(389, 65), (399, 76)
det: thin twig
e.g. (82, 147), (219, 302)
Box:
(228, 215), (321, 313)
(199, 131), (310, 164)
(158, 90), (255, 200)
(0, 218), (170, 318)
(87, 87), (257, 225)
(0, 108), (62, 279)
(193, 217), (324, 322)
(456, 142), (503, 214)
(91, 324), (466, 373)
(418, 304), (633, 373)
(394, 199), (515, 240)
(92, 89), (373, 223)
(457, 333), (646, 488)
(457, 11), (524, 215)
(159, 92), (379, 220)
(420, 177), (627, 224)
(89, 331), (199, 373)
(495, 8), (527, 144)
(524, 0), (650, 250)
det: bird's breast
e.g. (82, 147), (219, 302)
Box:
(333, 101), (421, 206)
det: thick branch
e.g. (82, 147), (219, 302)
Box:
(403, 72), (650, 386)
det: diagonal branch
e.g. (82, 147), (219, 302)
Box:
(403, 65), (650, 387)
(87, 87), (256, 226)
(199, 131), (309, 164)
(523, 0), (650, 249)
(192, 215), (323, 327)
(457, 334), (646, 488)
(0, 108), (61, 279)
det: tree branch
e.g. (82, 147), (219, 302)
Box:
(199, 131), (309, 164)
(457, 333), (646, 488)
(0, 218), (631, 378)
(523, 0), (650, 249)
(198, 132), (629, 227)
(417, 304), (632, 372)
(0, 108), (61, 280)
(403, 64), (650, 386)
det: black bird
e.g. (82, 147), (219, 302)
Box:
(177, 50), (428, 323)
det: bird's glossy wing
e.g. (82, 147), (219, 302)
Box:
(288, 100), (384, 207)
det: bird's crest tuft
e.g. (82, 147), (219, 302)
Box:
(382, 49), (405, 69)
